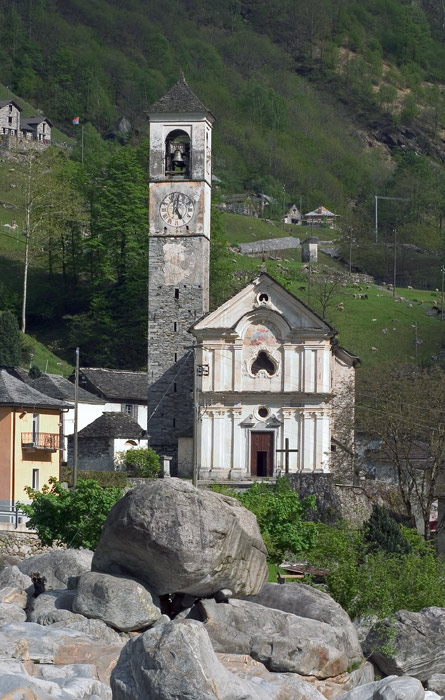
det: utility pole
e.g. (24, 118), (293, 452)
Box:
(393, 228), (397, 299)
(282, 185), (286, 230)
(73, 347), (79, 488)
(441, 265), (445, 346)
(349, 226), (353, 275)
(374, 195), (409, 243)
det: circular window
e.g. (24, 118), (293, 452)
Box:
(258, 293), (269, 303)
(258, 406), (269, 419)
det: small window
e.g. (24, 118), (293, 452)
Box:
(32, 413), (39, 441)
(122, 404), (138, 421)
(174, 382), (177, 393)
(259, 293), (269, 303)
(174, 322), (178, 332)
(175, 288), (179, 299)
(258, 406), (269, 419)
(173, 418), (176, 428)
(174, 352), (178, 362)
(251, 352), (276, 376)
(32, 469), (40, 491)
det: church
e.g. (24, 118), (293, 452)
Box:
(146, 75), (358, 480)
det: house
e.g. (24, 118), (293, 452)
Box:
(0, 369), (69, 511)
(284, 204), (303, 225)
(67, 412), (148, 472)
(29, 373), (105, 463)
(304, 206), (338, 228)
(184, 272), (359, 480)
(0, 100), (22, 139)
(71, 368), (148, 430)
(20, 116), (52, 145)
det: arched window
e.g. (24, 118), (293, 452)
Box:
(251, 351), (276, 376)
(165, 129), (190, 178)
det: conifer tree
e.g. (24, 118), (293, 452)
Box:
(363, 504), (411, 555)
(0, 311), (21, 367)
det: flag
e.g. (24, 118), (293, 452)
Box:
(72, 117), (80, 125)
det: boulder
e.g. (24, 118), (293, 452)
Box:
(0, 602), (27, 623)
(18, 549), (93, 590)
(73, 571), (161, 632)
(111, 618), (325, 700)
(92, 479), (268, 597)
(338, 676), (424, 700)
(290, 662), (375, 700)
(427, 674), (445, 696)
(245, 582), (363, 662)
(0, 585), (27, 608)
(195, 598), (354, 677)
(27, 589), (76, 623)
(50, 615), (124, 644)
(364, 607), (445, 680)
(0, 564), (33, 593)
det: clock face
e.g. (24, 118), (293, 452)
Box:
(159, 192), (195, 227)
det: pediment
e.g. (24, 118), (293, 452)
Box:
(191, 273), (334, 338)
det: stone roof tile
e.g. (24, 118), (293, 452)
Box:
(148, 73), (213, 117)
(0, 369), (69, 409)
(77, 411), (146, 439)
(75, 368), (147, 402)
(31, 374), (104, 404)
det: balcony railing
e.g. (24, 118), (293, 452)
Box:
(21, 432), (60, 451)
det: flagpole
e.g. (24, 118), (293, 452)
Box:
(81, 125), (84, 165)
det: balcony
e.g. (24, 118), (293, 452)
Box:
(21, 433), (60, 452)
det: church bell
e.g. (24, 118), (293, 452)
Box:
(172, 148), (185, 169)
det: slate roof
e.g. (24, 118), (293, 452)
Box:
(31, 374), (104, 404)
(75, 368), (148, 402)
(77, 411), (146, 439)
(148, 72), (214, 119)
(0, 369), (69, 409)
(0, 100), (22, 111)
(20, 116), (53, 129)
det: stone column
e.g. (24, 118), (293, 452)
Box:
(302, 410), (315, 471)
(211, 409), (228, 479)
(304, 347), (315, 393)
(199, 411), (213, 480)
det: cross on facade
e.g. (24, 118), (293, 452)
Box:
(276, 437), (298, 474)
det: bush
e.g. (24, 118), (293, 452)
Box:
(363, 505), (411, 555)
(19, 477), (122, 549)
(118, 447), (161, 478)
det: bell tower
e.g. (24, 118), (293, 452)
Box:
(147, 74), (215, 471)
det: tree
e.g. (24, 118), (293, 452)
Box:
(0, 311), (21, 366)
(19, 477), (122, 549)
(232, 477), (317, 563)
(363, 505), (411, 555)
(118, 447), (161, 478)
(358, 366), (445, 540)
(305, 264), (347, 320)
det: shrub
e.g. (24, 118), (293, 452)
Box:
(363, 505), (411, 555)
(19, 477), (122, 549)
(118, 447), (161, 478)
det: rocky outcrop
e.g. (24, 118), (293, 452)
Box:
(92, 479), (268, 597)
(18, 549), (93, 590)
(73, 571), (161, 632)
(364, 607), (445, 680)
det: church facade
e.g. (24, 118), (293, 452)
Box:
(147, 76), (358, 478)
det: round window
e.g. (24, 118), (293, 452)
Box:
(258, 406), (269, 419)
(258, 293), (269, 303)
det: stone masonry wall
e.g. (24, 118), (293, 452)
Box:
(0, 532), (65, 563)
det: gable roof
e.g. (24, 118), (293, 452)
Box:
(305, 206), (337, 217)
(0, 100), (22, 111)
(191, 272), (336, 337)
(74, 368), (147, 402)
(31, 374), (104, 404)
(76, 411), (146, 439)
(20, 116), (53, 129)
(148, 72), (214, 120)
(0, 369), (69, 410)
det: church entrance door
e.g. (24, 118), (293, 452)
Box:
(251, 432), (274, 477)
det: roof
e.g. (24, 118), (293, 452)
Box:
(20, 116), (53, 129)
(30, 374), (104, 404)
(305, 206), (337, 217)
(0, 369), (69, 410)
(303, 237), (319, 244)
(75, 368), (148, 402)
(148, 72), (214, 120)
(76, 412), (146, 439)
(0, 100), (22, 111)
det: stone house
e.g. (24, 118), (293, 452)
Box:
(67, 412), (148, 472)
(0, 100), (52, 149)
(184, 272), (359, 480)
(71, 368), (148, 430)
(20, 116), (52, 145)
(0, 369), (69, 511)
(284, 204), (303, 225)
(30, 373), (105, 463)
(0, 100), (21, 138)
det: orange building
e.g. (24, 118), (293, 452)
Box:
(0, 369), (69, 510)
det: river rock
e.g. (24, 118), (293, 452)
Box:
(0, 585), (27, 607)
(291, 662), (375, 700)
(50, 615), (124, 644)
(0, 602), (27, 623)
(73, 571), (161, 632)
(196, 597), (352, 677)
(245, 582), (363, 663)
(364, 607), (445, 680)
(111, 618), (324, 700)
(0, 564), (33, 593)
(27, 589), (76, 623)
(18, 549), (93, 590)
(338, 676), (424, 700)
(427, 675), (445, 695)
(92, 479), (268, 597)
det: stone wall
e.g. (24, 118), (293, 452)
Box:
(0, 532), (65, 563)
(286, 473), (406, 527)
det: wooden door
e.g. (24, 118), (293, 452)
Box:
(251, 432), (274, 477)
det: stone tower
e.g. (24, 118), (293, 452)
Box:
(147, 74), (215, 470)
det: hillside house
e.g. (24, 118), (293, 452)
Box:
(71, 368), (148, 430)
(304, 206), (338, 228)
(0, 369), (69, 512)
(67, 412), (148, 472)
(0, 100), (21, 138)
(20, 117), (52, 145)
(30, 373), (105, 463)
(218, 193), (274, 218)
(284, 204), (303, 225)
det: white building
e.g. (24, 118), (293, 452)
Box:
(185, 272), (358, 480)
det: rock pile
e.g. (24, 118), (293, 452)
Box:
(0, 479), (438, 699)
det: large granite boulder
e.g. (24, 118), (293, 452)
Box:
(245, 582), (363, 663)
(338, 676), (424, 700)
(92, 479), (268, 597)
(73, 571), (161, 632)
(0, 565), (33, 593)
(195, 598), (358, 677)
(0, 602), (27, 624)
(111, 618), (325, 700)
(427, 675), (445, 696)
(364, 607), (445, 680)
(27, 589), (76, 623)
(18, 549), (93, 590)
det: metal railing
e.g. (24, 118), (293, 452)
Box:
(0, 506), (28, 529)
(21, 432), (60, 450)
